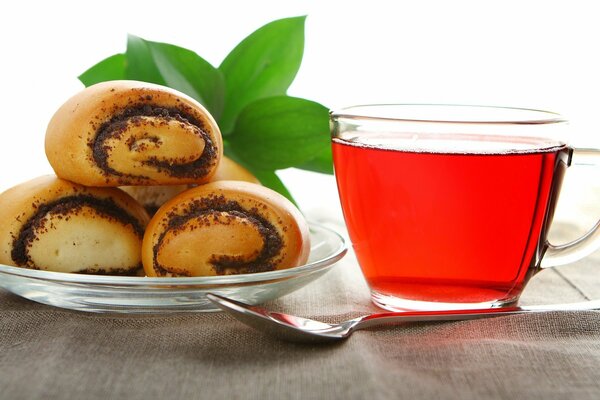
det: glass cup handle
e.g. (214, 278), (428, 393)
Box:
(542, 148), (600, 268)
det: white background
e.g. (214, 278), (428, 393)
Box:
(1, 0), (598, 227)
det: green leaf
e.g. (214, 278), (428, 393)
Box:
(143, 40), (225, 119)
(228, 96), (330, 171)
(125, 34), (166, 85)
(251, 169), (297, 206)
(218, 16), (306, 134)
(296, 144), (334, 174)
(78, 53), (126, 86)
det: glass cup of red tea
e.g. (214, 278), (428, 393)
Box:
(331, 104), (600, 311)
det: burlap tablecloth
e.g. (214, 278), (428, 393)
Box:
(1, 184), (599, 400)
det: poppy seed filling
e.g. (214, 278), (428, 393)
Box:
(11, 195), (144, 271)
(153, 195), (284, 276)
(92, 104), (217, 179)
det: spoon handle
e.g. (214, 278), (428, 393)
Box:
(353, 300), (600, 330)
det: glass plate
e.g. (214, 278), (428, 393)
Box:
(0, 223), (347, 314)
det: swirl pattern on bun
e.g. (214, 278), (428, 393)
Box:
(0, 176), (149, 275)
(45, 80), (223, 186)
(142, 181), (310, 277)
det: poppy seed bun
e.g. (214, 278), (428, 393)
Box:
(45, 80), (223, 186)
(0, 176), (150, 274)
(142, 181), (310, 277)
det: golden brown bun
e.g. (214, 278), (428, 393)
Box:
(45, 80), (223, 186)
(120, 156), (260, 215)
(0, 176), (150, 274)
(210, 156), (260, 184)
(142, 181), (310, 277)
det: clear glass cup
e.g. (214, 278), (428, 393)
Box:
(330, 104), (600, 311)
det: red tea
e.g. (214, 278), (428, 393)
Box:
(333, 135), (570, 308)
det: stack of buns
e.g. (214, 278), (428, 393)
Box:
(0, 81), (310, 277)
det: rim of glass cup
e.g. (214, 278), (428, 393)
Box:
(329, 104), (567, 125)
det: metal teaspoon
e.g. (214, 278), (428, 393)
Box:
(206, 293), (600, 343)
